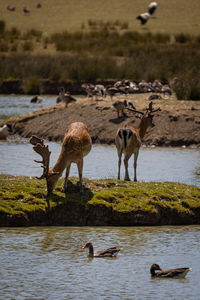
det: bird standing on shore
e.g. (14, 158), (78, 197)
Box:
(58, 87), (76, 107)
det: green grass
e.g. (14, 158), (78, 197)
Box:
(0, 174), (199, 216)
(1, 0), (200, 35)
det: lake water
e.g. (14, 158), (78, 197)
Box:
(0, 137), (200, 186)
(0, 95), (200, 300)
(0, 94), (57, 123)
(0, 226), (199, 300)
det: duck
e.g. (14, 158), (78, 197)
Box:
(150, 264), (191, 278)
(59, 87), (76, 107)
(30, 96), (42, 103)
(112, 100), (136, 118)
(82, 242), (120, 258)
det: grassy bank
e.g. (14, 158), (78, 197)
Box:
(1, 0), (200, 35)
(0, 174), (200, 226)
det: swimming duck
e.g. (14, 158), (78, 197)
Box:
(82, 242), (120, 258)
(150, 264), (191, 278)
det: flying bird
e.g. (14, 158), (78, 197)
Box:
(136, 12), (150, 25)
(148, 2), (158, 15)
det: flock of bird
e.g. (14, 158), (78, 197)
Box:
(137, 2), (158, 25)
(0, 77), (171, 140)
(7, 4), (41, 14)
(83, 242), (191, 278)
(81, 79), (172, 100)
(7, 2), (158, 24)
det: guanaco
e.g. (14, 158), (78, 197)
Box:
(30, 122), (92, 200)
(115, 102), (160, 181)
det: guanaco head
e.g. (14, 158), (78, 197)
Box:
(30, 135), (60, 197)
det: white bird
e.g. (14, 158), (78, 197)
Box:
(136, 12), (150, 25)
(148, 2), (158, 15)
(0, 124), (12, 140)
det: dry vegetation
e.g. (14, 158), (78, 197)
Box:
(1, 0), (200, 35)
(0, 0), (200, 99)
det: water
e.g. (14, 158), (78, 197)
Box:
(0, 95), (57, 123)
(0, 95), (200, 299)
(0, 94), (83, 123)
(0, 137), (200, 186)
(0, 226), (199, 300)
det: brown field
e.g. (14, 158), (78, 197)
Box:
(1, 0), (200, 35)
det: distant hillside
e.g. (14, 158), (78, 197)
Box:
(1, 0), (200, 35)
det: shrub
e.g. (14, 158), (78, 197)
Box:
(22, 41), (34, 51)
(0, 41), (9, 52)
(23, 77), (40, 94)
(188, 80), (200, 100)
(175, 33), (192, 43)
(10, 27), (21, 39)
(0, 20), (6, 34)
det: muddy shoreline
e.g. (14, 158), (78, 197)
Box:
(1, 200), (200, 227)
(7, 95), (200, 147)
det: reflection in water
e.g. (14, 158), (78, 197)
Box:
(0, 226), (199, 299)
(0, 138), (200, 186)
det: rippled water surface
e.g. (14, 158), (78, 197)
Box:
(0, 95), (57, 122)
(0, 226), (199, 299)
(0, 97), (200, 300)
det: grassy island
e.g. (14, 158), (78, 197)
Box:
(0, 174), (199, 226)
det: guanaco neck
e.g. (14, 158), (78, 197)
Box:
(136, 116), (149, 139)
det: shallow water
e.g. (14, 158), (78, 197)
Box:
(0, 226), (199, 300)
(0, 137), (200, 186)
(0, 94), (83, 123)
(0, 94), (56, 122)
(0, 96), (200, 300)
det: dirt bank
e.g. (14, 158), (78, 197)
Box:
(8, 95), (200, 147)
